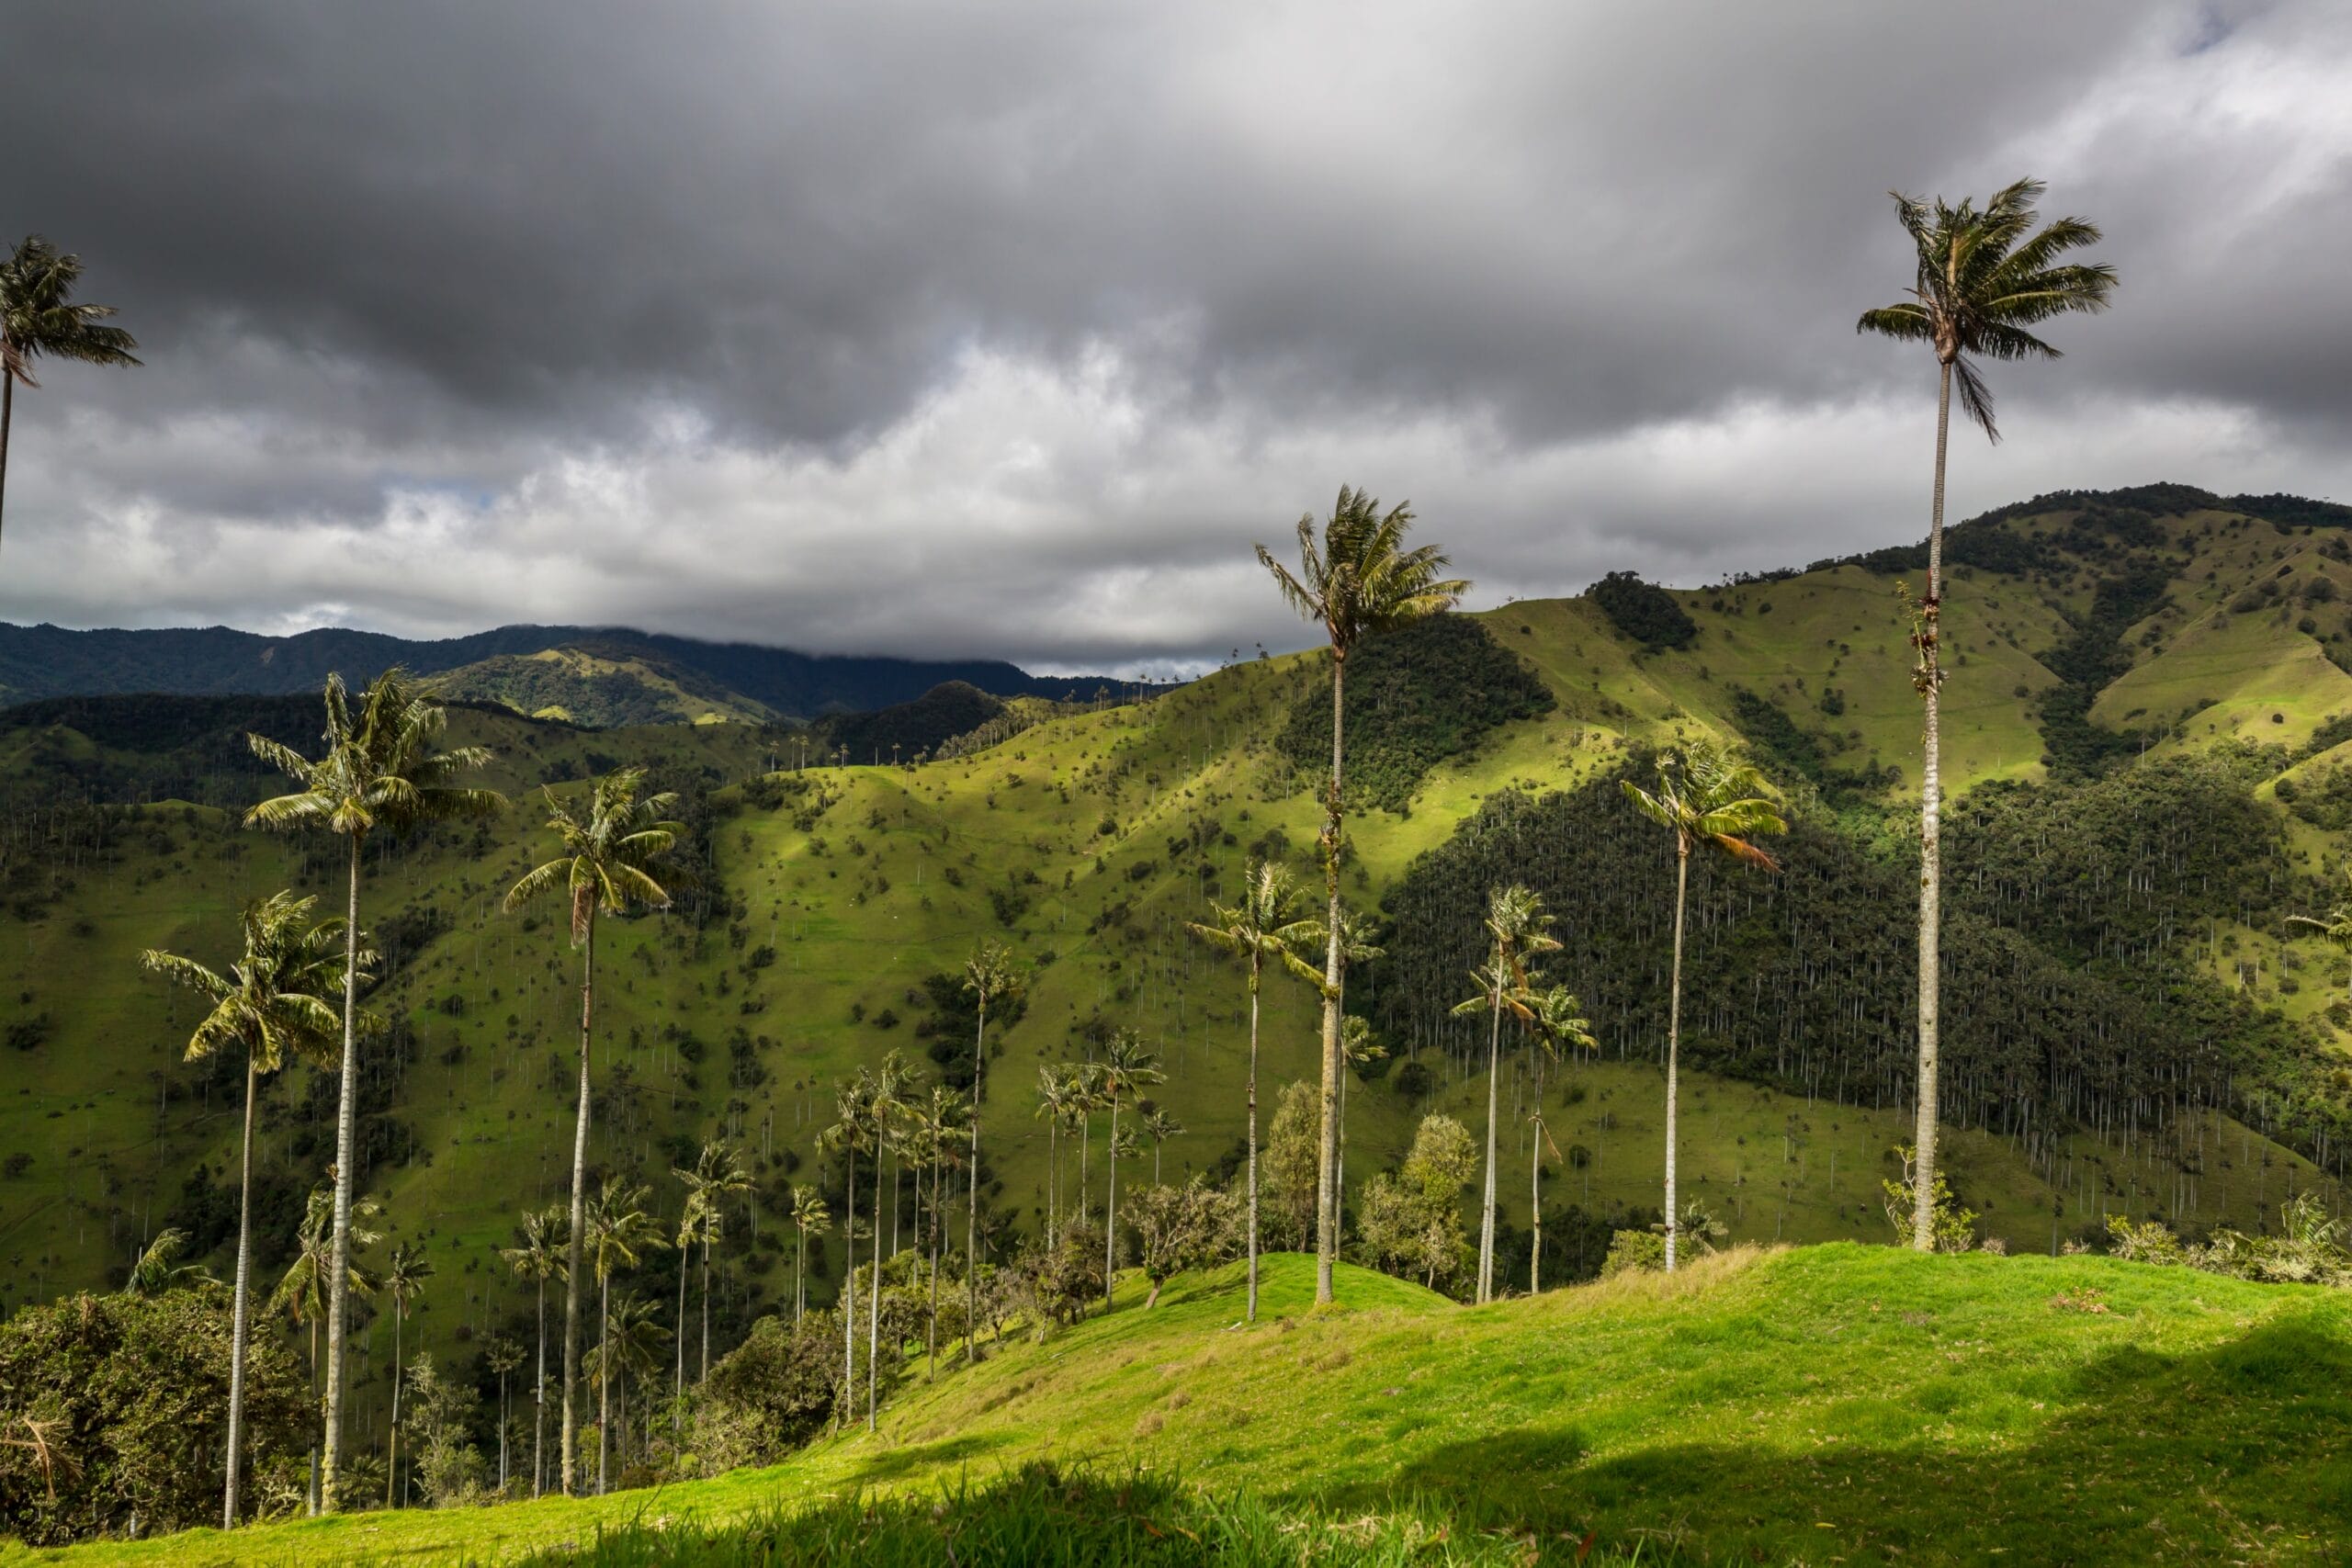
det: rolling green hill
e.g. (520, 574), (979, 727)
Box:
(6, 483), (2352, 1485)
(16, 1247), (2350, 1565)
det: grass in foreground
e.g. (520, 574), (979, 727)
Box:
(17, 1244), (2352, 1566)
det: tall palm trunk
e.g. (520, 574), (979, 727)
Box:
(866, 1168), (881, 1428)
(964, 1002), (985, 1366)
(1665, 842), (1690, 1272)
(532, 1273), (546, 1496)
(1530, 1116), (1544, 1295)
(795, 1223), (806, 1324)
(926, 1160), (941, 1379)
(1246, 971), (1261, 1323)
(560, 909), (597, 1495)
(1478, 981), (1503, 1303)
(222, 1057), (258, 1529)
(386, 1304), (403, 1508)
(700, 1239), (713, 1382)
(1045, 1114), (1057, 1247)
(1314, 651), (1347, 1304)
(1103, 1093), (1121, 1308)
(306, 1319), (319, 1514)
(1912, 361), (1951, 1251)
(596, 1274), (611, 1495)
(498, 1363), (508, 1492)
(321, 833), (365, 1509)
(673, 1248), (687, 1422)
(841, 1148), (857, 1421)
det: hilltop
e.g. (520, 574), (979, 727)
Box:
(4, 482), (2352, 1482)
(15, 1247), (2349, 1565)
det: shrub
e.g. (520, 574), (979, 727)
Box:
(0, 1287), (308, 1543)
(1881, 1145), (1978, 1253)
(1600, 1230), (1666, 1279)
(695, 1310), (846, 1472)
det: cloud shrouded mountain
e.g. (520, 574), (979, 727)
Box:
(0, 1), (2346, 672)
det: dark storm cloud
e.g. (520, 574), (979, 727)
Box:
(2, 1), (2346, 668)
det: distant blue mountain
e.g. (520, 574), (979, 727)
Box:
(0, 622), (1123, 718)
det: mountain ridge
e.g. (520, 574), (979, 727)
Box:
(0, 620), (1131, 718)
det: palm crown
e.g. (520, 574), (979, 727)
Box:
(141, 891), (369, 1073)
(1856, 178), (2116, 440)
(584, 1177), (664, 1284)
(1622, 741), (1789, 867)
(674, 1139), (752, 1247)
(271, 1187), (382, 1324)
(1257, 487), (1469, 656)
(1097, 1030), (1166, 1104)
(502, 1207), (568, 1285)
(1, 235), (140, 389)
(1187, 862), (1323, 991)
(247, 669), (504, 840)
(505, 768), (681, 938)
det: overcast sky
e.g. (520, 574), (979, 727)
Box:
(3, 2), (2347, 674)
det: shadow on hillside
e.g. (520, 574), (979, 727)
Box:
(854, 1431), (1014, 1483)
(1305, 1312), (2352, 1565)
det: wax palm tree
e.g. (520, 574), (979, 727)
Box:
(269, 1186), (380, 1515)
(0, 235), (140, 563)
(499, 1205), (566, 1496)
(1095, 1031), (1166, 1308)
(1337, 1013), (1389, 1192)
(123, 1228), (210, 1295)
(1318, 912), (1385, 1202)
(484, 1333), (524, 1494)
(961, 942), (1021, 1361)
(1525, 985), (1595, 1294)
(582, 1177), (664, 1495)
(820, 1071), (878, 1414)
(1070, 1061), (1104, 1230)
(141, 889), (358, 1528)
(380, 1240), (434, 1507)
(1258, 489), (1467, 1303)
(1623, 743), (1786, 1269)
(1034, 1066), (1078, 1247)
(1142, 1108), (1183, 1183)
(788, 1184), (829, 1325)
(584, 1292), (669, 1478)
(909, 1085), (967, 1380)
(865, 1051), (919, 1427)
(477, 1335), (519, 1495)
(503, 768), (678, 1495)
(1448, 886), (1561, 1303)
(1858, 178), (2114, 1253)
(246, 669), (502, 1507)
(670, 1200), (712, 1427)
(672, 1138), (752, 1399)
(1186, 860), (1320, 1321)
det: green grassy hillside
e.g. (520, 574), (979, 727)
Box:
(6, 485), (2352, 1472)
(18, 1247), (2349, 1566)
(432, 649), (781, 728)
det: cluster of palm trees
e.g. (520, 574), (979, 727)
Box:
(1030, 1034), (1171, 1304)
(136, 665), (712, 1523)
(822, 1046), (978, 1427)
